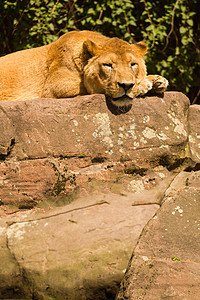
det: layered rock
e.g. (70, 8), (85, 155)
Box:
(0, 92), (199, 299)
(0, 92), (198, 209)
(116, 170), (200, 300)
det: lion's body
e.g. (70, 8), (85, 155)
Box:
(0, 45), (48, 101)
(0, 30), (168, 106)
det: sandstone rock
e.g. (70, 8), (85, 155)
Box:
(0, 92), (193, 208)
(0, 92), (190, 162)
(116, 171), (200, 300)
(188, 105), (200, 163)
(0, 193), (158, 299)
(0, 92), (199, 299)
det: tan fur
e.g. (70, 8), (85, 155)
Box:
(0, 30), (168, 106)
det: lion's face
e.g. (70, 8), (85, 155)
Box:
(83, 38), (147, 107)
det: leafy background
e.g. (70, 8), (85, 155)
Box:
(0, 0), (199, 103)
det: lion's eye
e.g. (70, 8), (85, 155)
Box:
(131, 63), (137, 68)
(103, 63), (113, 70)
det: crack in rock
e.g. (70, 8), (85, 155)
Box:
(7, 200), (110, 226)
(0, 138), (15, 161)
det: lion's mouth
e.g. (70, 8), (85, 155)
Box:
(112, 95), (133, 102)
(111, 95), (133, 107)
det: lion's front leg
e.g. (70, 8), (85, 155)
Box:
(42, 67), (85, 98)
(146, 75), (169, 93)
(137, 75), (168, 96)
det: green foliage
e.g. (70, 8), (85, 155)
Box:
(171, 257), (181, 261)
(0, 0), (199, 103)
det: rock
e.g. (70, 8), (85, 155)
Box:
(0, 92), (190, 162)
(116, 170), (200, 300)
(0, 193), (158, 299)
(188, 105), (200, 163)
(0, 92), (194, 208)
(0, 92), (199, 299)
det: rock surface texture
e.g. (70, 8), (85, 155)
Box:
(0, 92), (199, 299)
(116, 170), (200, 300)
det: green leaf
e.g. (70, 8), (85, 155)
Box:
(96, 19), (102, 25)
(146, 25), (155, 31)
(171, 257), (181, 261)
(161, 60), (168, 68)
(180, 26), (187, 34)
(187, 19), (193, 26)
(181, 36), (189, 45)
(167, 56), (173, 62)
(175, 47), (180, 55)
(87, 8), (95, 15)
(49, 23), (54, 31)
(116, 8), (123, 15)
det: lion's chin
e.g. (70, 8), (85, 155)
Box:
(111, 95), (133, 107)
(105, 95), (133, 115)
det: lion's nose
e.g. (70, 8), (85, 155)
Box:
(118, 82), (134, 91)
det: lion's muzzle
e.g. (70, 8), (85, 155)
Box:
(117, 82), (135, 91)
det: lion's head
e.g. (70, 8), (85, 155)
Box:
(83, 37), (147, 107)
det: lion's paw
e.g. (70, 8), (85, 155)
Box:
(137, 79), (153, 96)
(152, 75), (168, 93)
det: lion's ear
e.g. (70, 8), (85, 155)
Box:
(83, 40), (101, 58)
(131, 41), (147, 57)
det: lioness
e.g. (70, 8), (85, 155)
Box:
(0, 30), (168, 106)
